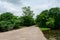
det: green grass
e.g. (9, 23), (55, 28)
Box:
(40, 28), (50, 31)
(40, 27), (60, 40)
(42, 30), (60, 40)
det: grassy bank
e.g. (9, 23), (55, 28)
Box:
(40, 28), (60, 40)
(40, 28), (50, 31)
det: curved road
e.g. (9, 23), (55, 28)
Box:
(0, 26), (47, 40)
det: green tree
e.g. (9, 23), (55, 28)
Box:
(46, 17), (55, 29)
(36, 10), (49, 28)
(0, 12), (14, 21)
(20, 6), (35, 26)
(0, 12), (21, 31)
(22, 6), (34, 17)
(19, 16), (35, 26)
(36, 7), (60, 29)
(0, 21), (14, 32)
(49, 7), (60, 29)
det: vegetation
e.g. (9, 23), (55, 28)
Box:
(43, 30), (60, 40)
(19, 16), (35, 26)
(0, 6), (35, 32)
(19, 6), (35, 26)
(40, 28), (50, 31)
(35, 7), (60, 40)
(0, 21), (14, 32)
(0, 12), (21, 31)
(36, 7), (60, 29)
(0, 6), (60, 32)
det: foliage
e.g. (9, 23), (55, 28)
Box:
(22, 6), (34, 17)
(12, 18), (21, 29)
(19, 16), (35, 26)
(46, 17), (55, 28)
(36, 7), (60, 29)
(0, 12), (21, 31)
(0, 12), (14, 21)
(0, 7), (60, 31)
(49, 8), (60, 29)
(19, 6), (35, 26)
(0, 21), (14, 32)
(36, 10), (48, 28)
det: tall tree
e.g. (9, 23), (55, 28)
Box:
(19, 6), (35, 26)
(36, 7), (60, 29)
(22, 6), (34, 17)
(36, 10), (49, 27)
(49, 7), (60, 28)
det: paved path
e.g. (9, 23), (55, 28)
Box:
(0, 26), (47, 40)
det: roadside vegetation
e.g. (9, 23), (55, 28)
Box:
(0, 6), (35, 32)
(36, 7), (60, 40)
(36, 7), (60, 29)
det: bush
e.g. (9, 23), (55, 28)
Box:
(36, 10), (55, 28)
(36, 10), (48, 28)
(46, 17), (55, 29)
(13, 19), (21, 29)
(19, 16), (35, 26)
(0, 12), (14, 21)
(0, 12), (21, 31)
(36, 7), (60, 29)
(0, 21), (14, 32)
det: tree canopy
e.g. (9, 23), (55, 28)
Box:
(19, 6), (35, 26)
(22, 6), (34, 17)
(36, 7), (60, 29)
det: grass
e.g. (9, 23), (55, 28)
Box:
(42, 30), (60, 40)
(40, 27), (60, 40)
(40, 28), (50, 31)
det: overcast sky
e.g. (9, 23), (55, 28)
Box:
(0, 0), (59, 17)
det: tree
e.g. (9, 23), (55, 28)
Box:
(19, 16), (35, 26)
(36, 10), (49, 28)
(0, 12), (14, 21)
(49, 7), (60, 29)
(19, 6), (35, 26)
(46, 17), (55, 29)
(36, 7), (60, 29)
(0, 21), (14, 32)
(22, 6), (34, 17)
(0, 12), (21, 31)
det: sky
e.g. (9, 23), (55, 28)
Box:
(0, 0), (59, 17)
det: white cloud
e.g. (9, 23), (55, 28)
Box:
(21, 0), (58, 12)
(0, 0), (59, 17)
(21, 0), (58, 18)
(0, 0), (22, 16)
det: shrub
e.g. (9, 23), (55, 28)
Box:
(20, 6), (35, 26)
(13, 19), (21, 29)
(36, 7), (60, 29)
(19, 16), (35, 26)
(46, 17), (55, 29)
(0, 12), (14, 21)
(0, 21), (14, 32)
(0, 12), (22, 31)
(36, 10), (48, 28)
